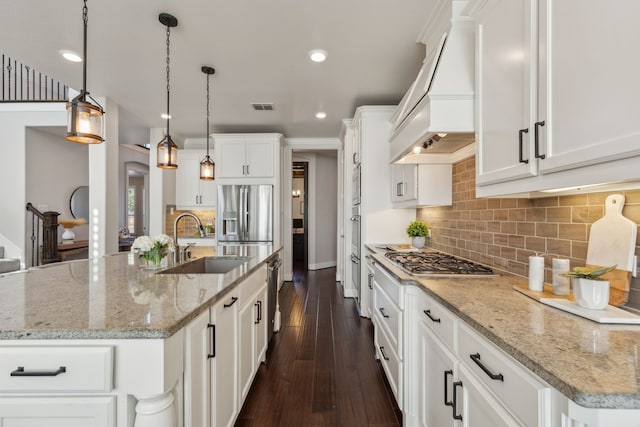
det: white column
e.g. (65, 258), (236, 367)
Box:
(89, 96), (119, 257)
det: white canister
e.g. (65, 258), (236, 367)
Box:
(552, 258), (570, 295)
(528, 255), (545, 292)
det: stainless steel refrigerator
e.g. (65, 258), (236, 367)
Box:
(217, 185), (273, 244)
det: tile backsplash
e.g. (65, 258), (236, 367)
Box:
(165, 207), (216, 237)
(417, 157), (640, 308)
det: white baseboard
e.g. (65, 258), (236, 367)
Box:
(308, 260), (337, 271)
(343, 287), (357, 298)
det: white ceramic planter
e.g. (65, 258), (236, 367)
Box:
(572, 277), (610, 309)
(411, 236), (426, 249)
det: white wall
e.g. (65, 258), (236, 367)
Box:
(0, 103), (67, 262)
(311, 153), (338, 269)
(25, 127), (89, 245)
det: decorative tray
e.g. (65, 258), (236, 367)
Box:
(513, 284), (640, 324)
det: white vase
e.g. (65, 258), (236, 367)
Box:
(61, 227), (75, 242)
(411, 236), (426, 249)
(572, 277), (610, 309)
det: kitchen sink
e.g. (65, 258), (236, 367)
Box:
(159, 256), (251, 275)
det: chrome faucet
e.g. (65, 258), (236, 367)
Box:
(173, 213), (205, 264)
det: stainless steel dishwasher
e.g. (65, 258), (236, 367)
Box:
(267, 255), (281, 342)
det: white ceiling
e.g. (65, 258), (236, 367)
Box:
(0, 0), (439, 144)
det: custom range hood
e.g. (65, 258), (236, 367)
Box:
(390, 1), (475, 162)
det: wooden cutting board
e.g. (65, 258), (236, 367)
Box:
(585, 194), (637, 306)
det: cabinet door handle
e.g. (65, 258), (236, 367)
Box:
(379, 307), (390, 318)
(470, 353), (504, 381)
(518, 128), (529, 164)
(11, 366), (66, 377)
(246, 165), (249, 175)
(207, 323), (216, 359)
(444, 369), (453, 407)
(534, 120), (546, 159)
(254, 302), (260, 324)
(353, 152), (357, 164)
(424, 309), (441, 323)
(223, 296), (238, 308)
(452, 381), (463, 420)
(256, 300), (262, 323)
(368, 273), (373, 289)
(379, 346), (390, 361)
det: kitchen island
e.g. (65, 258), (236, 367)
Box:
(366, 244), (640, 425)
(0, 245), (281, 426)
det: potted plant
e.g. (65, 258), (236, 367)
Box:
(406, 220), (429, 249)
(562, 265), (616, 309)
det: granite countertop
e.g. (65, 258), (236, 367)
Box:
(366, 245), (640, 410)
(0, 245), (281, 340)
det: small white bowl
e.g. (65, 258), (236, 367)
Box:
(572, 278), (610, 310)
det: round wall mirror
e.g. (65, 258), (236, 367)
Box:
(70, 186), (89, 220)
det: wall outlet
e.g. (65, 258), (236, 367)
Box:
(427, 229), (432, 238)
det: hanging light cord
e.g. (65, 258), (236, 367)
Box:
(206, 71), (211, 156)
(81, 0), (88, 95)
(165, 23), (171, 136)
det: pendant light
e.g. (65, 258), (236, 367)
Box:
(66, 0), (104, 144)
(200, 66), (215, 180)
(156, 13), (179, 169)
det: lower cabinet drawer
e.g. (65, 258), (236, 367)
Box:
(0, 396), (115, 426)
(0, 346), (114, 393)
(373, 283), (402, 356)
(375, 324), (402, 406)
(458, 322), (549, 426)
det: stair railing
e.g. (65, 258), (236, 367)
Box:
(2, 54), (69, 102)
(25, 203), (60, 266)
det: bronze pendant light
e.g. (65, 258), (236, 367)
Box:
(200, 66), (215, 180)
(156, 13), (179, 169)
(66, 0), (104, 144)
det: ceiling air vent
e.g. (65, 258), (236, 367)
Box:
(251, 103), (274, 111)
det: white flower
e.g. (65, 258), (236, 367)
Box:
(131, 235), (154, 252)
(154, 234), (174, 247)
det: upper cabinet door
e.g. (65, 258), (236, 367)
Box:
(475, 0), (539, 186)
(537, 0), (640, 174)
(245, 140), (274, 178)
(217, 141), (247, 178)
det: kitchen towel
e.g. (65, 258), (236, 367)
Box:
(528, 255), (544, 292)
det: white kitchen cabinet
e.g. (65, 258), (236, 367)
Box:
(215, 137), (275, 178)
(184, 292), (239, 427)
(404, 284), (551, 427)
(473, 0), (640, 194)
(183, 265), (269, 427)
(372, 262), (404, 407)
(238, 266), (268, 403)
(457, 364), (520, 427)
(391, 163), (452, 208)
(176, 150), (216, 210)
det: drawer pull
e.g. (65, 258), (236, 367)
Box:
(470, 353), (504, 381)
(444, 369), (453, 407)
(379, 307), (390, 318)
(518, 128), (529, 164)
(207, 323), (216, 359)
(11, 366), (66, 377)
(452, 381), (463, 420)
(424, 309), (441, 323)
(223, 296), (238, 308)
(379, 346), (390, 361)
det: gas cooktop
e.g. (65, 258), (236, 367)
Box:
(384, 251), (495, 276)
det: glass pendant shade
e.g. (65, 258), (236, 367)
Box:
(157, 135), (178, 169)
(200, 155), (215, 180)
(66, 96), (104, 144)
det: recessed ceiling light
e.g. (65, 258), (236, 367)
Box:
(60, 50), (82, 63)
(315, 112), (327, 119)
(161, 113), (172, 119)
(309, 49), (327, 63)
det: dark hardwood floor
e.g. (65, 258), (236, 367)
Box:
(235, 261), (402, 427)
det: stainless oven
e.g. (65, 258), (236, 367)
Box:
(351, 204), (361, 306)
(352, 164), (361, 206)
